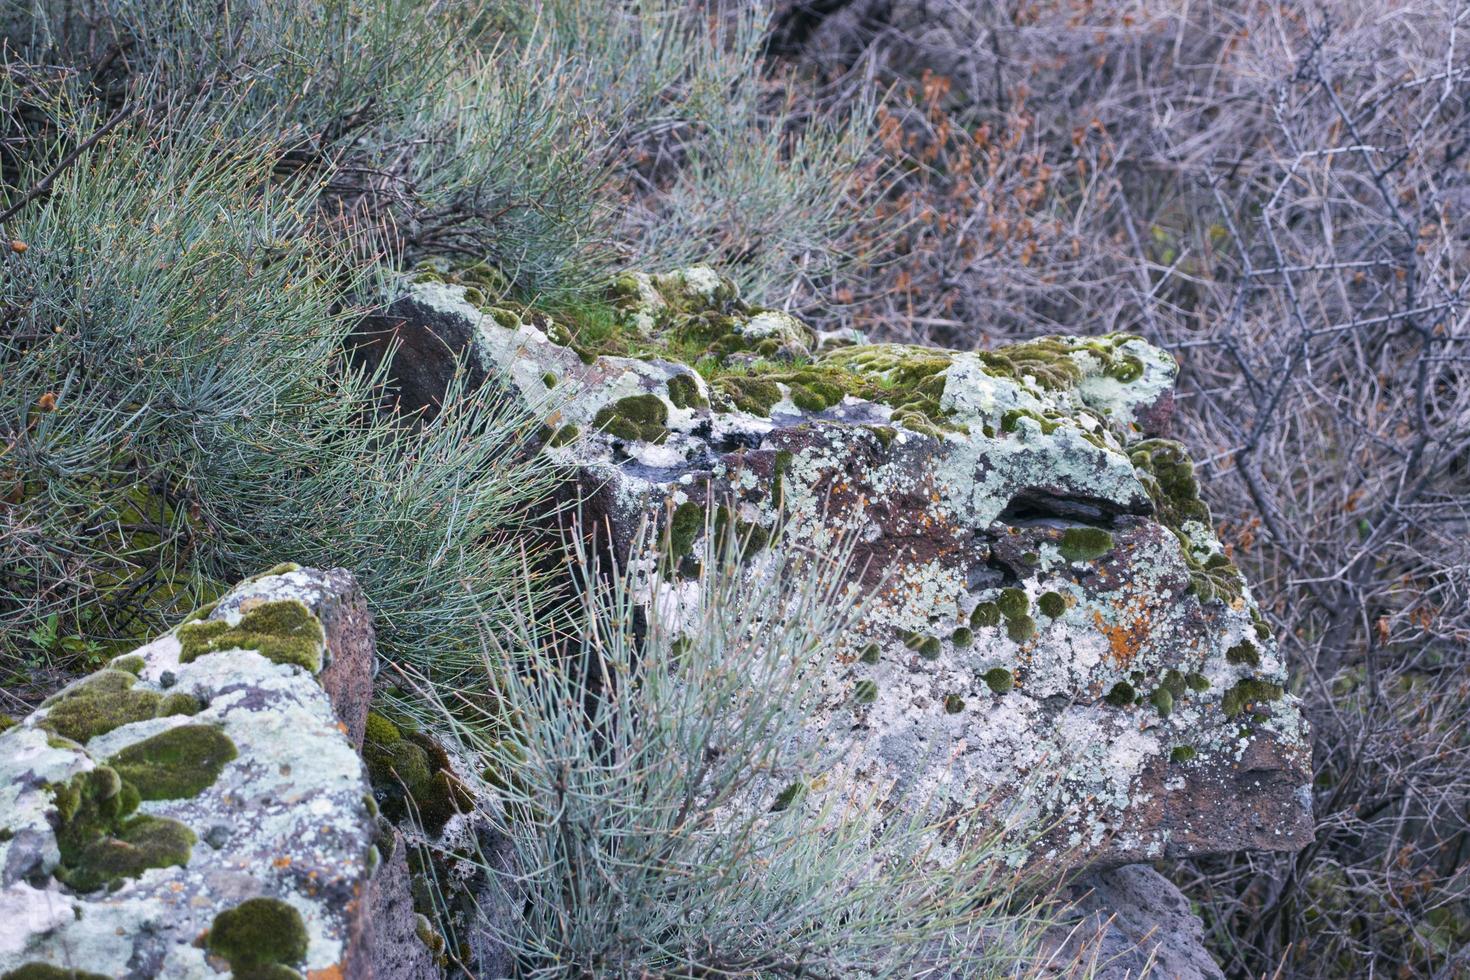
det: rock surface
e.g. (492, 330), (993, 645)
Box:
(358, 265), (1314, 873)
(0, 565), (420, 979)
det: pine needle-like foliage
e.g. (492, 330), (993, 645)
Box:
(433, 517), (1056, 977)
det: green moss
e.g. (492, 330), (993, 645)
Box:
(771, 449), (793, 508)
(1186, 672), (1211, 693)
(859, 642), (881, 664)
(181, 599), (220, 625)
(159, 692), (203, 716)
(106, 724), (237, 800)
(1037, 592), (1066, 619)
(365, 711), (402, 746)
(207, 898), (308, 978)
(867, 425), (896, 450)
(110, 655), (145, 675)
(853, 679), (878, 704)
(713, 505), (769, 559)
(1, 965), (112, 980)
(944, 694), (966, 714)
(1226, 640), (1261, 667)
(1151, 688), (1174, 717)
(1006, 615), (1037, 643)
(177, 599), (324, 672)
(39, 670), (196, 743)
(541, 371), (557, 388)
(547, 424), (580, 447)
(996, 588), (1029, 619)
(1107, 355), (1145, 382)
(983, 668), (1015, 694)
(1129, 440), (1211, 529)
(711, 375), (782, 416)
(1187, 552), (1245, 605)
(951, 627), (973, 647)
(667, 373), (707, 410)
(1161, 669), (1187, 698)
(667, 502), (704, 561)
(771, 780), (805, 812)
(413, 770), (474, 831)
(917, 636), (942, 660)
(1222, 678), (1284, 717)
(970, 602), (1001, 628)
(902, 631), (925, 650)
(51, 767), (194, 891)
(591, 394), (669, 443)
(1170, 745), (1198, 764)
(1058, 528), (1114, 562)
(0, 714), (14, 735)
(1104, 681), (1135, 707)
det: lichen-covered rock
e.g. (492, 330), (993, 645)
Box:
(358, 267), (1313, 872)
(0, 567), (412, 979)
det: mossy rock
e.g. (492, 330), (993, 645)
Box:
(39, 670), (197, 743)
(970, 602), (1001, 628)
(106, 724), (237, 800)
(1104, 681), (1136, 708)
(1037, 592), (1067, 619)
(591, 394), (669, 443)
(996, 588), (1029, 619)
(177, 599), (325, 672)
(50, 767), (195, 892)
(207, 897), (308, 979)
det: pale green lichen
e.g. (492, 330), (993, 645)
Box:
(177, 599), (325, 672)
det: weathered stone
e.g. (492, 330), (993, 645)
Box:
(364, 269), (1314, 874)
(1042, 864), (1226, 979)
(0, 567), (422, 979)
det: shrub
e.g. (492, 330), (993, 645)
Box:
(440, 517), (1059, 976)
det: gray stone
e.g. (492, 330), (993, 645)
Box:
(0, 566), (426, 979)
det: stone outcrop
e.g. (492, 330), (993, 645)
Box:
(356, 265), (1314, 876)
(0, 565), (427, 980)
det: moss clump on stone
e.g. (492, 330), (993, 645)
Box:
(711, 375), (782, 416)
(1037, 592), (1067, 619)
(996, 588), (1029, 619)
(1104, 681), (1136, 707)
(770, 780), (805, 812)
(1161, 669), (1187, 698)
(0, 714), (14, 735)
(1, 965), (112, 980)
(970, 602), (1000, 628)
(1226, 640), (1261, 667)
(106, 724), (237, 800)
(39, 670), (197, 743)
(1186, 672), (1211, 693)
(1006, 615), (1037, 644)
(1129, 439), (1211, 529)
(918, 636), (942, 660)
(944, 694), (965, 714)
(363, 715), (472, 834)
(547, 424), (580, 448)
(591, 394), (669, 443)
(110, 655), (145, 675)
(207, 897), (308, 979)
(50, 767), (195, 892)
(1222, 678), (1285, 717)
(177, 599), (325, 672)
(1151, 688), (1174, 717)
(902, 632), (926, 650)
(983, 668), (1014, 694)
(666, 373), (707, 409)
(853, 679), (878, 704)
(713, 505), (769, 559)
(1058, 528), (1114, 562)
(859, 642), (881, 664)
(666, 502), (704, 562)
(1170, 745), (1198, 764)
(951, 627), (973, 648)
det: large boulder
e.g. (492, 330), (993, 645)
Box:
(356, 265), (1314, 875)
(0, 566), (435, 980)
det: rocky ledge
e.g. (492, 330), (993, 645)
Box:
(357, 263), (1313, 873)
(0, 566), (431, 980)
